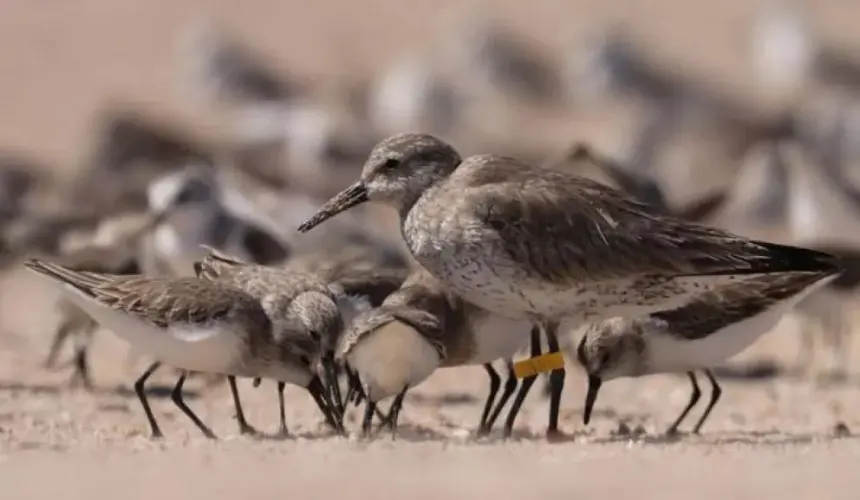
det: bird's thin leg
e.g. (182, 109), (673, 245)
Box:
(344, 365), (362, 404)
(44, 321), (75, 369)
(276, 381), (288, 437)
(544, 322), (566, 440)
(321, 355), (345, 419)
(376, 385), (409, 438)
(134, 362), (163, 439)
(486, 360), (518, 432)
(227, 376), (258, 436)
(361, 394), (377, 439)
(68, 326), (96, 391)
(477, 363), (501, 436)
(318, 358), (345, 429)
(306, 376), (342, 435)
(666, 372), (701, 436)
(503, 326), (542, 438)
(691, 370), (722, 435)
(170, 372), (217, 439)
(69, 344), (94, 391)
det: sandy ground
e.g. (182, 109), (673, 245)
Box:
(4, 0), (860, 497)
(4, 265), (860, 499)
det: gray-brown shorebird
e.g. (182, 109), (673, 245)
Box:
(297, 132), (841, 439)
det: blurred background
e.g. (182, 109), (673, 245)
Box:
(3, 0), (860, 438)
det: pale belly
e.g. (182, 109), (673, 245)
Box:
(465, 314), (532, 365)
(347, 322), (440, 402)
(66, 290), (245, 374)
(645, 276), (832, 372)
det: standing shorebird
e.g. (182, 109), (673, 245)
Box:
(338, 269), (529, 438)
(298, 132), (841, 439)
(575, 268), (837, 435)
(194, 247), (346, 434)
(24, 260), (338, 439)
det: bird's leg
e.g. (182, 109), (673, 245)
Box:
(477, 363), (501, 436)
(68, 326), (96, 391)
(227, 376), (258, 436)
(321, 354), (345, 419)
(44, 320), (75, 369)
(666, 372), (701, 436)
(361, 394), (377, 439)
(485, 360), (518, 432)
(376, 386), (409, 439)
(276, 381), (288, 438)
(68, 344), (94, 391)
(252, 377), (262, 388)
(134, 362), (163, 439)
(503, 326), (542, 438)
(344, 365), (362, 404)
(170, 372), (217, 439)
(306, 376), (343, 435)
(691, 370), (722, 435)
(544, 322), (566, 441)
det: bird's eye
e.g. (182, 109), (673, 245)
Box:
(381, 158), (400, 170)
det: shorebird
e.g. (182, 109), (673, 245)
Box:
(298, 132), (842, 438)
(575, 268), (838, 435)
(141, 165), (287, 276)
(337, 269), (529, 438)
(40, 208), (175, 389)
(24, 260), (337, 439)
(180, 22), (305, 106)
(194, 247), (346, 434)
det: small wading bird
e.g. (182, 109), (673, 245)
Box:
(297, 132), (841, 439)
(576, 268), (838, 435)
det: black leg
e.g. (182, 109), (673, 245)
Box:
(344, 366), (362, 405)
(666, 372), (701, 436)
(692, 370), (722, 434)
(277, 381), (288, 437)
(318, 357), (345, 428)
(228, 376), (258, 436)
(252, 377), (262, 388)
(486, 360), (518, 432)
(44, 321), (75, 369)
(321, 355), (345, 419)
(377, 386), (409, 436)
(69, 345), (94, 391)
(477, 363), (501, 436)
(134, 362), (163, 439)
(503, 326), (542, 438)
(361, 395), (377, 438)
(544, 323), (566, 440)
(307, 377), (343, 435)
(170, 372), (217, 439)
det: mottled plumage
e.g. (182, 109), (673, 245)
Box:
(195, 247), (346, 429)
(575, 269), (837, 435)
(25, 258), (336, 439)
(300, 133), (839, 322)
(338, 269), (529, 437)
(298, 132), (840, 439)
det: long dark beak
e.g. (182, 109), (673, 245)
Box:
(583, 374), (603, 425)
(297, 181), (368, 233)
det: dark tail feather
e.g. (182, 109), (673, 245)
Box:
(688, 241), (842, 278)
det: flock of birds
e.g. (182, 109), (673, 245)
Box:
(5, 0), (860, 441)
